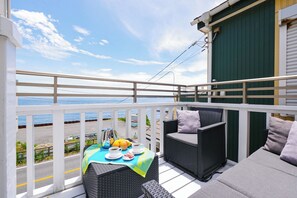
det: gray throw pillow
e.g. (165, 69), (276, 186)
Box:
(280, 121), (297, 166)
(264, 117), (293, 155)
(177, 110), (201, 133)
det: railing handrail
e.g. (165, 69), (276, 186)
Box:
(187, 74), (297, 87)
(16, 102), (297, 116)
(16, 70), (297, 104)
(16, 70), (186, 87)
(16, 102), (180, 115)
(17, 69), (297, 88)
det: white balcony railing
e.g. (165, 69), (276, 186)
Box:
(16, 101), (297, 197)
(16, 102), (184, 197)
(14, 70), (297, 197)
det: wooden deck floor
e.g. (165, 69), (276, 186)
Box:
(49, 157), (235, 198)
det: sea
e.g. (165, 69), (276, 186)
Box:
(18, 97), (172, 126)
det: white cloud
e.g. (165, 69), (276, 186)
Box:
(101, 0), (218, 55)
(71, 62), (82, 66)
(74, 36), (84, 42)
(101, 39), (109, 44)
(79, 53), (207, 86)
(79, 49), (111, 59)
(73, 25), (90, 36)
(12, 9), (110, 60)
(154, 30), (194, 53)
(100, 68), (112, 72)
(99, 39), (109, 46)
(118, 58), (167, 66)
(80, 69), (113, 78)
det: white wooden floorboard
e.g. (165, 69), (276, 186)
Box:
(158, 157), (166, 165)
(48, 157), (235, 198)
(159, 167), (184, 184)
(172, 180), (202, 198)
(161, 173), (195, 193)
(159, 162), (174, 173)
(48, 185), (85, 198)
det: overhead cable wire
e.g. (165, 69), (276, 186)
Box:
(118, 37), (206, 103)
(146, 41), (198, 82)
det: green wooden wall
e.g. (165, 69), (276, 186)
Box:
(211, 0), (275, 161)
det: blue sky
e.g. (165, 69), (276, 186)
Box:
(12, 0), (223, 85)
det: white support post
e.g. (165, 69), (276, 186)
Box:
(167, 107), (173, 121)
(113, 110), (118, 132)
(266, 113), (271, 129)
(159, 107), (165, 155)
(125, 109), (131, 138)
(279, 24), (287, 105)
(238, 110), (250, 162)
(26, 115), (35, 197)
(139, 108), (147, 145)
(97, 112), (103, 144)
(223, 110), (228, 158)
(0, 1), (4, 16)
(207, 29), (212, 103)
(0, 12), (21, 198)
(151, 108), (157, 152)
(53, 110), (65, 192)
(79, 113), (85, 179)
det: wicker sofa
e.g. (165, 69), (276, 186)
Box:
(141, 147), (297, 198)
(163, 107), (226, 181)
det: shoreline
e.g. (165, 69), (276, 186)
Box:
(17, 119), (161, 145)
(18, 118), (111, 129)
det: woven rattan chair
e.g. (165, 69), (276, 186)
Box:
(163, 107), (226, 181)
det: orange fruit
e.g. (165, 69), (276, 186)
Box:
(120, 141), (128, 150)
(112, 140), (120, 147)
(126, 140), (132, 147)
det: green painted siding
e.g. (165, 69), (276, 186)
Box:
(211, 0), (275, 161)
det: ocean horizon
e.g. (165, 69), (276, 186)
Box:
(18, 97), (172, 126)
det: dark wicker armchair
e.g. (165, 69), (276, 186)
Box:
(163, 107), (226, 181)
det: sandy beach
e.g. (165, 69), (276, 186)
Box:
(17, 119), (161, 145)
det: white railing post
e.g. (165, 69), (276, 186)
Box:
(167, 107), (173, 121)
(139, 108), (147, 145)
(79, 113), (85, 179)
(97, 112), (103, 144)
(125, 109), (131, 138)
(53, 110), (65, 192)
(113, 110), (118, 132)
(238, 109), (250, 161)
(266, 113), (271, 129)
(26, 115), (35, 197)
(223, 110), (228, 158)
(159, 107), (165, 155)
(0, 8), (21, 198)
(150, 108), (157, 152)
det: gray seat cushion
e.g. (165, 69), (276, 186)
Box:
(217, 158), (297, 198)
(166, 132), (197, 147)
(249, 148), (297, 177)
(189, 180), (248, 198)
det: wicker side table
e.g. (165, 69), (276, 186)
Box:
(83, 155), (159, 198)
